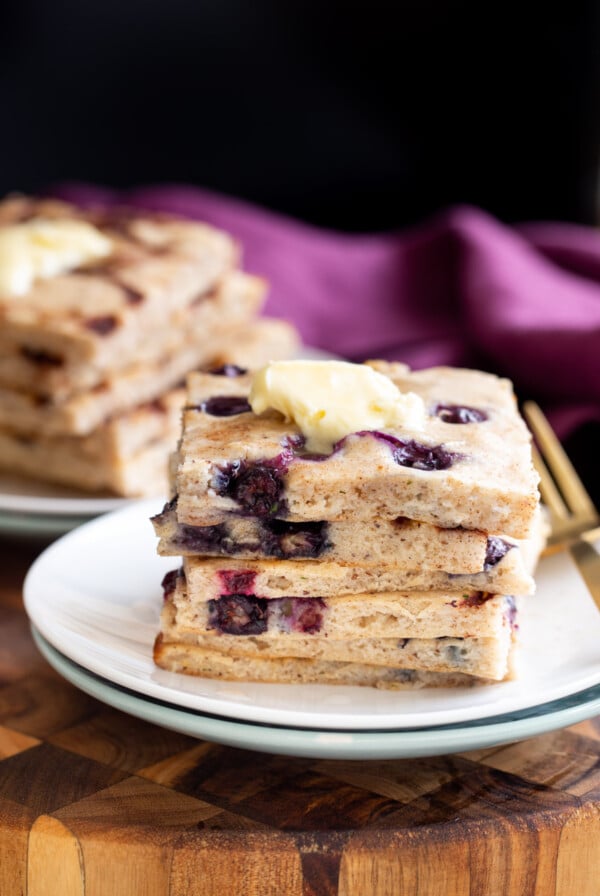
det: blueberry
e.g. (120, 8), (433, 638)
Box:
(200, 396), (252, 416)
(351, 431), (459, 470)
(434, 404), (488, 424)
(484, 536), (514, 570)
(277, 597), (325, 633)
(448, 591), (491, 608)
(218, 569), (257, 594)
(250, 526), (283, 557)
(151, 499), (260, 555)
(281, 434), (306, 451)
(264, 520), (331, 558)
(208, 364), (248, 376)
(84, 315), (118, 335)
(505, 595), (518, 629)
(176, 523), (231, 553)
(147, 398), (167, 413)
(393, 669), (416, 683)
(212, 458), (288, 517)
(122, 286), (144, 305)
(445, 641), (467, 664)
(20, 346), (64, 366)
(291, 597), (325, 633)
(391, 438), (457, 471)
(161, 568), (180, 599)
(207, 594), (268, 635)
(291, 430), (460, 470)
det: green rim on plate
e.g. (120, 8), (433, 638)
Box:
(32, 626), (600, 761)
(0, 510), (93, 537)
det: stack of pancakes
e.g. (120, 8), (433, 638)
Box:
(0, 197), (298, 496)
(152, 360), (544, 688)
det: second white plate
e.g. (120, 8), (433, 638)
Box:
(32, 628), (600, 759)
(23, 498), (600, 731)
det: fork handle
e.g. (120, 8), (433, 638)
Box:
(570, 538), (600, 611)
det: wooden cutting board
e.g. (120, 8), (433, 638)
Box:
(1, 538), (599, 896)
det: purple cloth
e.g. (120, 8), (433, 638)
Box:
(53, 182), (600, 438)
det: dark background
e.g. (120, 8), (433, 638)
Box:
(1, 0), (599, 231)
(1, 0), (599, 499)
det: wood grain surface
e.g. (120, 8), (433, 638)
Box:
(1, 535), (599, 896)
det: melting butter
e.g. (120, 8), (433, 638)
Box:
(0, 218), (113, 296)
(249, 360), (426, 453)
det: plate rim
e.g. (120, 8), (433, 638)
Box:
(0, 488), (129, 517)
(0, 508), (93, 537)
(31, 627), (600, 760)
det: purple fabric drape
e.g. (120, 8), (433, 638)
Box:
(53, 183), (600, 438)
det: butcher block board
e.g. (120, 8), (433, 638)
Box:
(0, 540), (599, 895)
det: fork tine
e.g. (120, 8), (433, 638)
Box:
(522, 401), (598, 520)
(530, 443), (570, 520)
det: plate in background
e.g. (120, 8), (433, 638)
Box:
(0, 470), (128, 516)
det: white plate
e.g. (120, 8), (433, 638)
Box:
(0, 509), (94, 538)
(0, 471), (128, 517)
(32, 628), (600, 759)
(23, 497), (600, 731)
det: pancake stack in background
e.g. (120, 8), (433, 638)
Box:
(0, 196), (298, 497)
(152, 360), (544, 689)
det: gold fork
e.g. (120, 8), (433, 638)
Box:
(522, 401), (600, 611)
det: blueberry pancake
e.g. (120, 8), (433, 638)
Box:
(153, 499), (490, 571)
(0, 271), (265, 436)
(0, 196), (300, 496)
(179, 548), (535, 598)
(163, 571), (517, 642)
(0, 197), (238, 397)
(152, 356), (543, 687)
(173, 363), (539, 537)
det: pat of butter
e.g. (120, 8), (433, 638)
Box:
(249, 360), (426, 453)
(0, 218), (113, 296)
